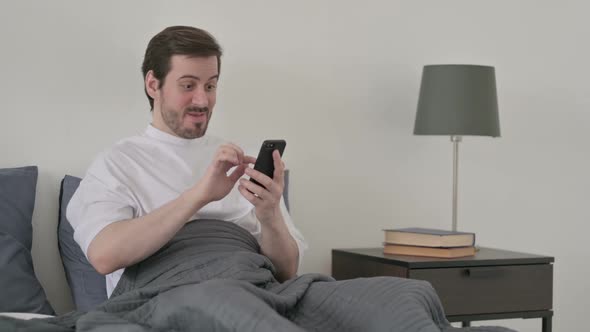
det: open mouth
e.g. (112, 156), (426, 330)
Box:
(185, 112), (207, 122)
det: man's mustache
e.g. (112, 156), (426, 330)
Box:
(185, 107), (208, 114)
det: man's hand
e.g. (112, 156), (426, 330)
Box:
(238, 150), (285, 224)
(196, 143), (256, 203)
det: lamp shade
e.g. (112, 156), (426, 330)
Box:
(414, 64), (500, 137)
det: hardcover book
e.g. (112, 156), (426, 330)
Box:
(383, 227), (475, 248)
(383, 243), (476, 258)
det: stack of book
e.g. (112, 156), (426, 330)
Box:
(382, 227), (476, 258)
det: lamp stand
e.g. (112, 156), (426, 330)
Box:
(451, 135), (462, 232)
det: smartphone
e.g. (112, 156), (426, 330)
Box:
(250, 139), (287, 188)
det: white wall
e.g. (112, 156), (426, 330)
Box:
(1, 1), (588, 330)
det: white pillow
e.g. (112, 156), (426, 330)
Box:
(0, 312), (54, 320)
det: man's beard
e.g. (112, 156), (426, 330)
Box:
(161, 104), (210, 139)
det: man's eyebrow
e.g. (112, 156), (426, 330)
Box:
(177, 74), (219, 81)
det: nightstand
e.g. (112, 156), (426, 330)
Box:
(332, 247), (554, 332)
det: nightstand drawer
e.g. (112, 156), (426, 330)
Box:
(409, 264), (553, 316)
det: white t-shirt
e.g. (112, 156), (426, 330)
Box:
(67, 125), (307, 297)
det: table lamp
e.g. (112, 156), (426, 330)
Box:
(413, 64), (500, 231)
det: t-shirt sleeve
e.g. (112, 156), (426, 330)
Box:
(66, 157), (137, 259)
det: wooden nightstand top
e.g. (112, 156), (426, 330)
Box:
(332, 247), (554, 268)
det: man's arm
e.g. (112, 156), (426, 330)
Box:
(237, 150), (299, 281)
(257, 211), (299, 281)
(87, 186), (207, 275)
(87, 143), (253, 275)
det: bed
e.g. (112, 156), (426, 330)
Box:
(0, 166), (515, 331)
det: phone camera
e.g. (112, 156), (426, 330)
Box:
(266, 143), (275, 148)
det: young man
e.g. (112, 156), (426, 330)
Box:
(67, 26), (306, 298)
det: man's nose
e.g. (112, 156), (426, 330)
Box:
(191, 87), (208, 107)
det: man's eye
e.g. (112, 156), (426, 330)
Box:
(206, 84), (217, 91)
(181, 84), (193, 90)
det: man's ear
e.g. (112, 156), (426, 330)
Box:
(145, 70), (160, 99)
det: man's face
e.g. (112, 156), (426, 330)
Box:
(150, 55), (218, 139)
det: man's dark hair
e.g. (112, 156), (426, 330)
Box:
(141, 26), (223, 110)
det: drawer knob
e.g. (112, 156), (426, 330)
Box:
(465, 268), (502, 278)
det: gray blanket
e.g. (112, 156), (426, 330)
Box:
(0, 220), (516, 331)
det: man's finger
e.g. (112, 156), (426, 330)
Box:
(272, 150), (285, 186)
(238, 185), (261, 206)
(225, 142), (245, 163)
(243, 155), (257, 165)
(218, 148), (241, 165)
(217, 144), (243, 165)
(240, 178), (269, 198)
(217, 153), (239, 166)
(246, 167), (273, 191)
(228, 164), (246, 182)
